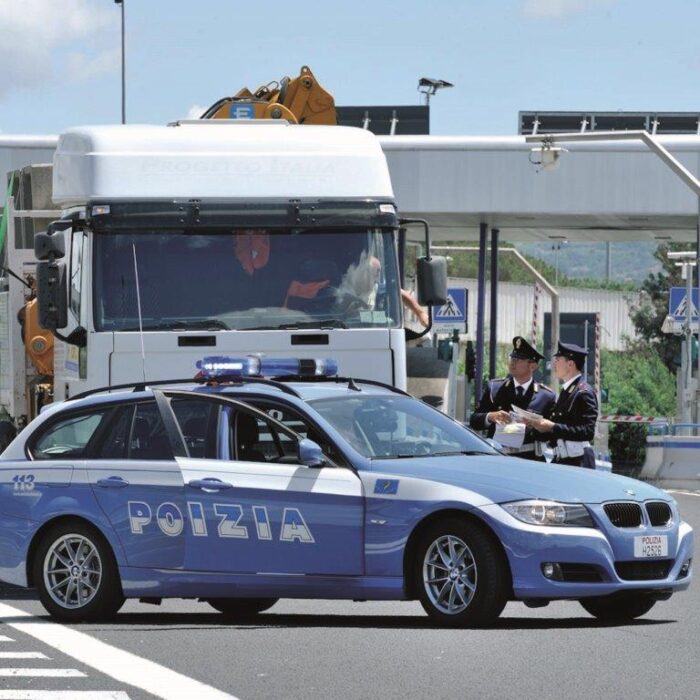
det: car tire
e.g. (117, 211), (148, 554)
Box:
(579, 592), (657, 621)
(206, 598), (278, 619)
(33, 520), (125, 622)
(414, 517), (509, 627)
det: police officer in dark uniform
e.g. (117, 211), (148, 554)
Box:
(524, 341), (598, 468)
(470, 336), (556, 460)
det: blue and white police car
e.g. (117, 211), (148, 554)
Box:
(0, 357), (693, 626)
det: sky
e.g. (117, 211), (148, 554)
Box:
(1, 0), (699, 136)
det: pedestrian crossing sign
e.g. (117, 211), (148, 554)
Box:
(669, 287), (699, 321)
(433, 288), (467, 329)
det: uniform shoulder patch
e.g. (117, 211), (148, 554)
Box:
(538, 383), (555, 393)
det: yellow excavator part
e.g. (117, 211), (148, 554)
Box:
(203, 66), (336, 125)
(22, 296), (54, 377)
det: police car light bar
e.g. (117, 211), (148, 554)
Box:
(195, 356), (338, 380)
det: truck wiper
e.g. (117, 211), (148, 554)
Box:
(122, 319), (229, 331)
(245, 319), (348, 331)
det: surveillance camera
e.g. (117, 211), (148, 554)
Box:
(529, 146), (567, 172)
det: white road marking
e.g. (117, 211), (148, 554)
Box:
(0, 652), (49, 659)
(0, 636), (15, 642)
(0, 603), (239, 700)
(0, 669), (85, 677)
(0, 694), (131, 699)
(667, 489), (700, 497)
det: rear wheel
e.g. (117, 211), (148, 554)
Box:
(33, 521), (124, 622)
(206, 598), (278, 619)
(415, 518), (509, 627)
(579, 592), (657, 621)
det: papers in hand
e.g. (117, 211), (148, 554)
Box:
(510, 405), (543, 421)
(494, 421), (526, 448)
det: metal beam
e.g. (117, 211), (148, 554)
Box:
(475, 223), (488, 401)
(489, 228), (499, 378)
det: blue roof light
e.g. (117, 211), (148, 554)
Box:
(196, 356), (338, 380)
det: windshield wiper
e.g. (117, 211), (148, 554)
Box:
(245, 319), (348, 331)
(122, 319), (229, 331)
(376, 450), (496, 460)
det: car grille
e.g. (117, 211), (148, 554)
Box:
(645, 501), (672, 527)
(603, 502), (642, 527)
(558, 563), (605, 583)
(615, 560), (672, 581)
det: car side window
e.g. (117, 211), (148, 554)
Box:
(128, 402), (174, 461)
(94, 405), (133, 459)
(170, 397), (219, 459)
(30, 409), (112, 460)
(252, 401), (346, 467)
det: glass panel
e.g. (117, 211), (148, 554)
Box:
(311, 396), (497, 459)
(70, 230), (85, 319)
(95, 405), (132, 459)
(93, 229), (401, 331)
(32, 411), (109, 460)
(128, 402), (173, 461)
(170, 397), (219, 459)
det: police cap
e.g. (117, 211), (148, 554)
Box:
(554, 341), (588, 365)
(510, 336), (544, 362)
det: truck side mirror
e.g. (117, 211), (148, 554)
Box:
(37, 261), (68, 330)
(297, 438), (326, 468)
(34, 230), (66, 261)
(416, 255), (447, 307)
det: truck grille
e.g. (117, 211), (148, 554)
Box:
(645, 501), (672, 527)
(603, 502), (642, 527)
(615, 560), (672, 581)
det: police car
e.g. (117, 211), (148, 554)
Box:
(0, 357), (693, 627)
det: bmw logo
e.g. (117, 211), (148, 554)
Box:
(625, 489), (636, 496)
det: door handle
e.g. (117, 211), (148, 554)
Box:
(96, 476), (129, 489)
(187, 478), (234, 491)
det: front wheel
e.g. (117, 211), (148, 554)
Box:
(33, 521), (124, 622)
(579, 592), (657, 621)
(415, 518), (509, 627)
(206, 598), (278, 619)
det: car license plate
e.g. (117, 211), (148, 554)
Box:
(634, 535), (668, 558)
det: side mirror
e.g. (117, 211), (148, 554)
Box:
(297, 438), (326, 468)
(37, 261), (68, 330)
(34, 230), (66, 261)
(416, 256), (447, 307)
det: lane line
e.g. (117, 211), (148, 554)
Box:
(0, 636), (15, 642)
(667, 489), (700, 497)
(0, 669), (86, 677)
(0, 603), (239, 700)
(0, 652), (49, 659)
(0, 693), (131, 699)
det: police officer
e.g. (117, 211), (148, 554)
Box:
(470, 336), (556, 459)
(524, 341), (598, 468)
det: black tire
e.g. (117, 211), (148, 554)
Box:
(579, 592), (657, 621)
(206, 598), (278, 619)
(414, 517), (509, 627)
(32, 520), (125, 622)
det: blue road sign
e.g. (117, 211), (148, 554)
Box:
(669, 287), (699, 321)
(433, 288), (467, 327)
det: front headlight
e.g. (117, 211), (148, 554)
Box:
(502, 500), (595, 527)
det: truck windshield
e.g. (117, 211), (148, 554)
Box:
(93, 229), (401, 331)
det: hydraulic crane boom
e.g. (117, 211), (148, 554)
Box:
(202, 66), (336, 125)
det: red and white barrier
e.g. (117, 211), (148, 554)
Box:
(598, 415), (661, 423)
(531, 282), (542, 346)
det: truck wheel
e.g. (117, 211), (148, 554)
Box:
(415, 518), (509, 627)
(33, 521), (125, 622)
(0, 420), (17, 454)
(579, 592), (657, 621)
(206, 598), (278, 619)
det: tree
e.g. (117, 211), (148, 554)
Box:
(628, 243), (694, 372)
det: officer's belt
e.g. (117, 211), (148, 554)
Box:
(553, 440), (590, 459)
(502, 443), (535, 455)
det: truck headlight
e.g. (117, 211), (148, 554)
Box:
(502, 500), (595, 527)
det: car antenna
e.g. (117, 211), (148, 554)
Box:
(132, 243), (147, 384)
(347, 378), (361, 392)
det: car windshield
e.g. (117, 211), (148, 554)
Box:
(309, 395), (498, 459)
(93, 228), (401, 331)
